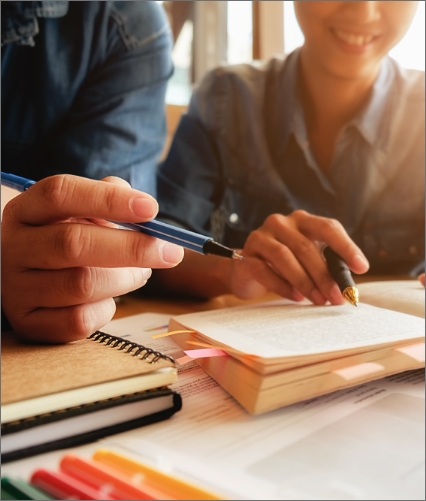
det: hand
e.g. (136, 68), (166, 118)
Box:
(1, 175), (183, 342)
(228, 210), (369, 304)
(419, 273), (425, 287)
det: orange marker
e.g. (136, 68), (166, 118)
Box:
(93, 449), (224, 500)
(60, 454), (172, 500)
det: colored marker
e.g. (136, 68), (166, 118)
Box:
(30, 469), (115, 500)
(93, 449), (224, 500)
(60, 454), (172, 500)
(1, 477), (53, 500)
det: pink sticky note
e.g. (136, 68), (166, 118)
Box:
(394, 343), (425, 362)
(333, 362), (384, 381)
(184, 348), (228, 359)
(175, 348), (228, 366)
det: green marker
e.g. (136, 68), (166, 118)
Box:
(1, 477), (54, 500)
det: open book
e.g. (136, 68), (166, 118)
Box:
(1, 329), (182, 462)
(169, 280), (425, 415)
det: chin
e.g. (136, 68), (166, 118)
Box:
(322, 60), (379, 82)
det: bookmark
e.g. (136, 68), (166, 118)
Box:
(151, 329), (195, 339)
(394, 342), (425, 362)
(176, 348), (229, 366)
(332, 362), (384, 381)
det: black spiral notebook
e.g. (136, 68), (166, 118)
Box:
(1, 330), (182, 463)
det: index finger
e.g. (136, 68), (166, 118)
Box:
(295, 213), (370, 274)
(8, 175), (159, 225)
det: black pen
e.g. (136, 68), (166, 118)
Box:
(1, 172), (244, 261)
(323, 246), (359, 306)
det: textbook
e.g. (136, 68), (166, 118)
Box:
(169, 280), (425, 415)
(1, 330), (182, 463)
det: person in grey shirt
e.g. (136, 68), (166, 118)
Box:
(155, 1), (424, 304)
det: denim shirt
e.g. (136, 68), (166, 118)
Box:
(1, 1), (173, 195)
(158, 50), (425, 275)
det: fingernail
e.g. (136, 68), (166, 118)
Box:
(161, 242), (184, 264)
(311, 289), (326, 305)
(329, 284), (344, 304)
(291, 289), (305, 302)
(353, 254), (369, 270)
(132, 197), (158, 218)
(141, 268), (152, 281)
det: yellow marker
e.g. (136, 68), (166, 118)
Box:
(93, 449), (224, 500)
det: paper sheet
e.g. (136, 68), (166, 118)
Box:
(171, 300), (425, 359)
(3, 313), (424, 500)
(357, 280), (425, 318)
(97, 314), (426, 500)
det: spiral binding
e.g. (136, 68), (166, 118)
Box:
(88, 331), (175, 364)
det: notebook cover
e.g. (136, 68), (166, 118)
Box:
(2, 387), (177, 435)
(2, 389), (182, 463)
(1, 330), (175, 405)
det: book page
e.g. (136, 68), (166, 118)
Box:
(2, 313), (424, 500)
(358, 280), (425, 318)
(172, 300), (425, 360)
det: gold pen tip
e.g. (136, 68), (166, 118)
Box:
(343, 286), (359, 307)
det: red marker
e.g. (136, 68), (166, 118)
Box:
(60, 454), (172, 500)
(30, 469), (116, 500)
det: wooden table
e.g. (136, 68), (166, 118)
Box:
(113, 275), (412, 319)
(113, 291), (280, 319)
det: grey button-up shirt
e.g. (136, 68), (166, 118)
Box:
(158, 49), (425, 275)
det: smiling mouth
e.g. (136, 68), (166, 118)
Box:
(332, 29), (376, 47)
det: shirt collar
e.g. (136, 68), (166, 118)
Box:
(278, 48), (301, 149)
(349, 57), (396, 151)
(283, 53), (397, 153)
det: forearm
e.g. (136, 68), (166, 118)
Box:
(151, 249), (234, 299)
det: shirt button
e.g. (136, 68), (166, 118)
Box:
(229, 213), (239, 224)
(409, 245), (418, 255)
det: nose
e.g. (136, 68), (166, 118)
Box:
(341, 1), (381, 24)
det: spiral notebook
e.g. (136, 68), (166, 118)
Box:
(1, 330), (181, 462)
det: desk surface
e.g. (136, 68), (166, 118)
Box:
(2, 276), (424, 500)
(113, 275), (410, 319)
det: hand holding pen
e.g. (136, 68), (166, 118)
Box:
(1, 174), (185, 342)
(222, 211), (369, 305)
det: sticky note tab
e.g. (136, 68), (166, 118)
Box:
(394, 343), (425, 362)
(333, 362), (384, 381)
(151, 329), (195, 339)
(176, 348), (228, 366)
(184, 348), (228, 359)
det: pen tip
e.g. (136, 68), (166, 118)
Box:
(233, 252), (244, 261)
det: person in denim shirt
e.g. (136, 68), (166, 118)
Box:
(1, 2), (184, 342)
(156, 1), (424, 303)
(2, 0), (172, 194)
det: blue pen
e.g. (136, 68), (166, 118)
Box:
(1, 172), (243, 260)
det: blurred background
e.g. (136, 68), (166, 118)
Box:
(159, 1), (424, 156)
(161, 0), (425, 106)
